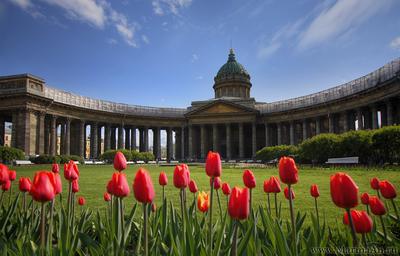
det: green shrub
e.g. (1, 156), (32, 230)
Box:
(372, 125), (400, 164)
(99, 149), (133, 163)
(256, 145), (298, 162)
(298, 133), (341, 164)
(337, 130), (374, 164)
(139, 152), (155, 163)
(0, 146), (25, 164)
(30, 154), (84, 164)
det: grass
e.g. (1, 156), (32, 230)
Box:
(4, 163), (400, 225)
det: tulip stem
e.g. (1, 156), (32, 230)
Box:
(47, 199), (55, 249)
(274, 193), (278, 218)
(249, 189), (253, 217)
(209, 177), (214, 256)
(314, 198), (320, 229)
(379, 215), (387, 240)
(231, 220), (238, 256)
(216, 189), (223, 223)
(362, 234), (368, 248)
(366, 205), (370, 215)
(377, 190), (381, 199)
(345, 208), (359, 246)
(120, 198), (124, 245)
(288, 185), (297, 256)
(67, 181), (72, 222)
(23, 192), (26, 213)
(143, 203), (148, 256)
(40, 202), (46, 254)
(0, 191), (3, 206)
(8, 183), (12, 206)
(267, 193), (271, 214)
(391, 199), (399, 219)
(162, 186), (165, 204)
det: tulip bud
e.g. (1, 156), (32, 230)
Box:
(8, 170), (16, 181)
(213, 177), (221, 190)
(133, 168), (155, 203)
(379, 180), (397, 199)
(343, 210), (373, 234)
(103, 192), (111, 202)
(222, 183), (231, 195)
(360, 193), (369, 205)
(278, 156), (298, 185)
(197, 191), (209, 213)
(1, 180), (11, 191)
(19, 177), (31, 192)
(369, 196), (386, 216)
(109, 172), (130, 198)
(205, 151), (222, 178)
(72, 179), (79, 193)
(263, 179), (271, 193)
(284, 186), (295, 200)
(243, 169), (256, 189)
(30, 171), (56, 202)
(330, 172), (358, 209)
(78, 196), (85, 206)
(173, 164), (190, 189)
(53, 173), (62, 195)
(189, 179), (198, 193)
(228, 187), (249, 220)
(114, 151), (127, 172)
(64, 160), (79, 181)
(51, 163), (59, 173)
(310, 184), (320, 198)
(269, 176), (281, 193)
(370, 177), (380, 190)
(159, 171), (168, 186)
(0, 164), (9, 184)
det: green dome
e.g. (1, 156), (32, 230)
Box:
(215, 49), (250, 80)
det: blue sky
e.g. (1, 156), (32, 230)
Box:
(1, 0), (400, 108)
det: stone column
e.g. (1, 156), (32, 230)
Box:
(371, 105), (378, 129)
(386, 101), (393, 126)
(143, 127), (149, 152)
(181, 126), (185, 160)
(36, 112), (45, 154)
(91, 123), (99, 159)
(50, 116), (57, 156)
(200, 125), (206, 159)
(64, 118), (71, 155)
(342, 112), (349, 132)
(212, 124), (218, 152)
(125, 127), (131, 150)
(167, 128), (173, 161)
(188, 125), (193, 159)
(111, 127), (116, 150)
(60, 122), (65, 155)
(239, 123), (244, 159)
(265, 122), (269, 147)
(118, 124), (124, 149)
(11, 112), (18, 148)
(302, 119), (308, 141)
(104, 124), (111, 151)
(357, 108), (363, 130)
(131, 127), (136, 151)
(277, 123), (282, 145)
(315, 118), (321, 135)
(289, 122), (295, 145)
(252, 122), (257, 158)
(0, 117), (4, 146)
(153, 127), (160, 160)
(226, 123), (231, 160)
(79, 120), (85, 158)
(97, 125), (102, 155)
(328, 114), (334, 133)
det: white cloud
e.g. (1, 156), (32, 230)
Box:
(151, 0), (192, 16)
(142, 35), (150, 44)
(390, 36), (400, 50)
(298, 0), (392, 49)
(8, 0), (44, 18)
(106, 38), (117, 45)
(191, 53), (198, 62)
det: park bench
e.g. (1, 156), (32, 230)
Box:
(93, 161), (104, 165)
(126, 161), (135, 165)
(325, 157), (359, 165)
(227, 160), (236, 163)
(170, 160), (179, 164)
(14, 160), (32, 166)
(136, 160), (145, 164)
(84, 160), (94, 164)
(148, 161), (157, 164)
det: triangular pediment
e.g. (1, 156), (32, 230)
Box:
(185, 100), (258, 117)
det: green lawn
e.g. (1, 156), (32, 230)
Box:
(5, 164), (400, 225)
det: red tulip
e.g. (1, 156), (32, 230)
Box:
(72, 179), (79, 193)
(222, 183), (231, 195)
(64, 160), (79, 181)
(269, 176), (281, 193)
(228, 187), (249, 220)
(19, 177), (31, 192)
(103, 192), (111, 202)
(159, 171), (168, 186)
(108, 172), (130, 198)
(189, 180), (198, 193)
(53, 173), (62, 195)
(343, 210), (373, 234)
(278, 156), (298, 185)
(114, 151), (127, 172)
(310, 184), (320, 198)
(263, 179), (271, 193)
(243, 169), (256, 189)
(379, 180), (397, 199)
(1, 180), (11, 191)
(173, 164), (190, 189)
(8, 170), (16, 181)
(151, 203), (157, 212)
(197, 191), (209, 213)
(330, 172), (358, 209)
(361, 193), (370, 205)
(78, 196), (85, 206)
(133, 168), (155, 203)
(106, 179), (113, 194)
(30, 171), (56, 202)
(213, 177), (221, 190)
(369, 196), (386, 215)
(51, 163), (59, 173)
(0, 164), (9, 184)
(370, 177), (380, 190)
(205, 151), (221, 177)
(284, 186), (295, 200)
